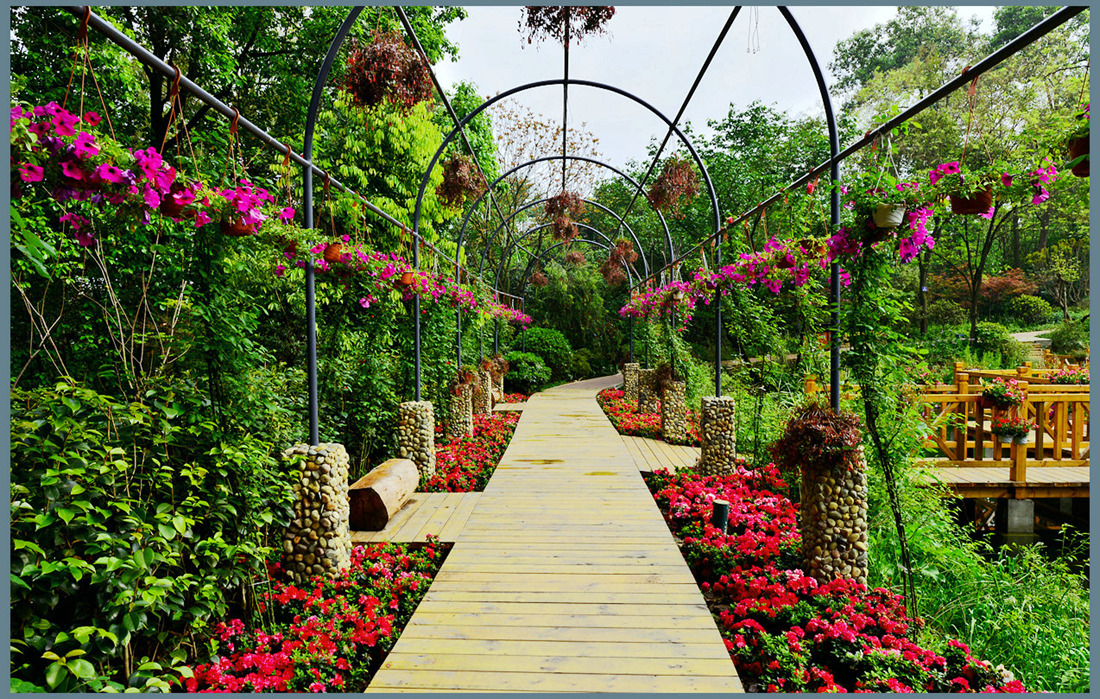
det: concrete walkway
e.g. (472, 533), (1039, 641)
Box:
(368, 376), (742, 692)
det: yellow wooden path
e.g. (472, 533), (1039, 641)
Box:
(350, 492), (483, 544)
(368, 376), (742, 693)
(621, 435), (700, 473)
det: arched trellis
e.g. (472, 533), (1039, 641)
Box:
(454, 154), (675, 274)
(411, 78), (722, 398)
(476, 196), (650, 280)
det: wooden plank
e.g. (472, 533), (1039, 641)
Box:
(435, 492), (481, 541)
(392, 638), (732, 660)
(378, 652), (736, 676)
(405, 609), (717, 627)
(433, 571), (697, 585)
(421, 590), (704, 604)
(396, 624), (723, 645)
(411, 491), (462, 542)
(367, 670), (740, 693)
(389, 493), (448, 541)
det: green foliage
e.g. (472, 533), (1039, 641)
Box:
(1004, 294), (1056, 326)
(972, 321), (1011, 355)
(927, 298), (968, 327)
(503, 351), (551, 394)
(10, 379), (293, 692)
(522, 327), (574, 382)
(1046, 320), (1089, 357)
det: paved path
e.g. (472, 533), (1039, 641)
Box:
(368, 376), (742, 693)
(1011, 329), (1052, 348)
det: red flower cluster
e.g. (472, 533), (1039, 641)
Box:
(423, 412), (520, 492)
(596, 387), (701, 446)
(644, 468), (1028, 693)
(497, 392), (529, 404)
(185, 539), (444, 692)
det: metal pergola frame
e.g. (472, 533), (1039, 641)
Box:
(65, 4), (1087, 444)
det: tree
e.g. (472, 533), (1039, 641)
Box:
(1027, 238), (1089, 320)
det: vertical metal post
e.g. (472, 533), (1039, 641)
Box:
(414, 238), (422, 401)
(714, 247), (722, 397)
(456, 309), (462, 370)
(522, 326), (526, 352)
(629, 317), (634, 363)
(494, 318), (500, 355)
(301, 7), (362, 445)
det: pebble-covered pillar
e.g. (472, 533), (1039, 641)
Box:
(623, 363), (640, 402)
(472, 371), (492, 415)
(801, 447), (868, 586)
(698, 396), (737, 476)
(494, 372), (505, 398)
(397, 401), (436, 479)
(661, 380), (689, 445)
(446, 385), (473, 439)
(281, 443), (351, 583)
(638, 368), (660, 413)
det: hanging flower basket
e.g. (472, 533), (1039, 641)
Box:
(436, 154), (487, 206)
(647, 155), (699, 213)
(949, 187), (993, 215)
(220, 217), (255, 237)
(322, 242), (343, 263)
(1068, 135), (1089, 177)
(342, 31), (432, 111)
(521, 6), (615, 45)
(396, 270), (415, 288)
(872, 203), (907, 229)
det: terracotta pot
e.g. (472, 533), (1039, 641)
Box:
(159, 198), (195, 220)
(1068, 135), (1089, 177)
(322, 242), (343, 264)
(949, 187), (994, 216)
(283, 240), (298, 256)
(872, 203), (906, 229)
(396, 270), (415, 287)
(220, 217), (255, 237)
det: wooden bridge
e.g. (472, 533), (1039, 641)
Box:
(916, 363), (1089, 499)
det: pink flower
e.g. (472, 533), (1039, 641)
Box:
(51, 109), (79, 136)
(194, 211), (212, 227)
(73, 131), (99, 158)
(275, 265), (287, 277)
(83, 111), (102, 126)
(60, 160), (86, 181)
(18, 163), (44, 182)
(280, 206), (295, 223)
(1000, 172), (1013, 187)
(94, 163), (125, 183)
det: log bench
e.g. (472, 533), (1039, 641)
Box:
(349, 458), (419, 531)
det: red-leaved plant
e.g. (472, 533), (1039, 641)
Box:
(343, 31), (432, 111)
(521, 6), (616, 46)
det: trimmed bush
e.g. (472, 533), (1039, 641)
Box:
(1047, 320), (1089, 358)
(503, 351), (551, 393)
(523, 327), (573, 381)
(973, 321), (1011, 355)
(1006, 295), (1055, 325)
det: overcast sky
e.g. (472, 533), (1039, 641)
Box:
(434, 5), (998, 174)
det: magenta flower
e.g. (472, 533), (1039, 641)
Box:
(60, 160), (86, 181)
(83, 111), (102, 126)
(59, 211), (89, 230)
(142, 184), (161, 208)
(94, 163), (124, 184)
(194, 211), (212, 227)
(1031, 188), (1050, 205)
(1000, 172), (1013, 187)
(280, 206), (294, 223)
(73, 131), (99, 158)
(274, 264), (287, 277)
(18, 163), (44, 182)
(51, 110), (79, 137)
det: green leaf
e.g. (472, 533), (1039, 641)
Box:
(69, 658), (96, 679)
(157, 523), (176, 540)
(55, 508), (75, 525)
(44, 663), (65, 689)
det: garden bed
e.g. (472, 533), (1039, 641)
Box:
(644, 465), (1027, 693)
(185, 539), (447, 692)
(597, 387), (701, 446)
(423, 411), (521, 492)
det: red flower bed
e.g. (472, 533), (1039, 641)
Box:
(497, 392), (529, 404)
(597, 387), (701, 446)
(645, 467), (1027, 693)
(424, 412), (520, 492)
(185, 539), (445, 692)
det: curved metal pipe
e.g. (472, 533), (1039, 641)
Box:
(476, 196), (649, 280)
(779, 6), (841, 411)
(455, 154), (674, 272)
(495, 222), (639, 293)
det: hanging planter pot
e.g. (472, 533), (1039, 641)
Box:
(160, 198), (189, 219)
(395, 270), (415, 288)
(670, 289), (684, 301)
(995, 433), (1014, 445)
(949, 187), (993, 215)
(1068, 134), (1089, 177)
(322, 242), (343, 263)
(220, 217), (255, 237)
(872, 203), (906, 229)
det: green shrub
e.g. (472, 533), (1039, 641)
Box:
(10, 380), (294, 692)
(572, 348), (596, 380)
(1047, 320), (1089, 357)
(523, 327), (573, 381)
(928, 299), (968, 326)
(973, 321), (1011, 355)
(1006, 295), (1056, 325)
(503, 351), (551, 393)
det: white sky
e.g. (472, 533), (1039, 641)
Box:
(435, 5), (998, 174)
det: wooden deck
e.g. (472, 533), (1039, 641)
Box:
(922, 463), (1089, 499)
(367, 376), (742, 693)
(493, 402), (525, 412)
(350, 492), (482, 544)
(621, 435), (699, 473)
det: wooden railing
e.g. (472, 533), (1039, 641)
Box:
(915, 365), (1089, 481)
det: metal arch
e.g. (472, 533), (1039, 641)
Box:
(475, 196), (650, 280)
(517, 238), (616, 298)
(454, 154), (674, 273)
(408, 78), (722, 400)
(495, 222), (641, 293)
(301, 7), (365, 444)
(778, 6), (842, 412)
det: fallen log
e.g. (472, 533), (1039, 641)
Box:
(349, 458), (419, 530)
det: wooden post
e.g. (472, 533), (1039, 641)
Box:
(957, 374), (970, 457)
(1035, 399), (1047, 459)
(1053, 402), (1065, 461)
(1010, 437), (1027, 482)
(804, 374), (818, 396)
(953, 361), (965, 391)
(1071, 400), (1085, 460)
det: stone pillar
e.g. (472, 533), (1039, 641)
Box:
(623, 362), (640, 402)
(698, 396), (737, 476)
(661, 380), (689, 445)
(472, 371), (492, 415)
(282, 443), (351, 583)
(995, 499), (1038, 548)
(446, 385), (473, 439)
(494, 372), (505, 397)
(638, 368), (660, 414)
(397, 401), (436, 479)
(801, 447), (868, 586)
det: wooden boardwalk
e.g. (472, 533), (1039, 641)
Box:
(621, 435), (699, 473)
(367, 376), (742, 692)
(351, 492), (483, 544)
